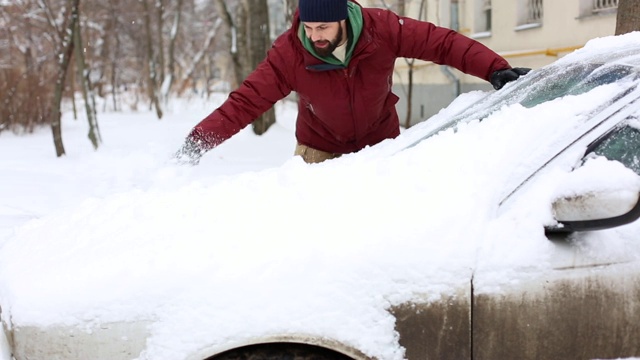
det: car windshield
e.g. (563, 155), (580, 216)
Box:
(519, 63), (634, 108)
(401, 61), (638, 151)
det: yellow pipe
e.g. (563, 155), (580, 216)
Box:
(501, 45), (584, 58)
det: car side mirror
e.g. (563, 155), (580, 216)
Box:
(546, 189), (640, 233)
(545, 157), (640, 234)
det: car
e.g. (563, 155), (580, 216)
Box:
(385, 33), (640, 360)
(2, 32), (640, 360)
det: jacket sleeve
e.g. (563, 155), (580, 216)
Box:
(187, 38), (294, 151)
(376, 10), (510, 82)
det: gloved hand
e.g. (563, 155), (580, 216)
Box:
(490, 67), (531, 90)
(173, 138), (204, 166)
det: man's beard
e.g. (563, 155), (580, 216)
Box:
(311, 25), (344, 57)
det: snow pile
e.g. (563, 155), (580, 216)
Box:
(1, 32), (640, 360)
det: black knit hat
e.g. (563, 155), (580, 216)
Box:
(299, 0), (348, 22)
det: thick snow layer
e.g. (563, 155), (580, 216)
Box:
(1, 32), (640, 360)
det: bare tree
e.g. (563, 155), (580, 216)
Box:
(401, 0), (427, 129)
(1, 0), (59, 134)
(50, 0), (79, 157)
(1, 0), (289, 143)
(376, 0), (424, 129)
(242, 0), (276, 135)
(164, 0), (184, 98)
(176, 18), (222, 94)
(214, 0), (246, 89)
(377, 0), (392, 10)
(397, 0), (405, 15)
(615, 0), (640, 35)
(283, 0), (297, 28)
(156, 0), (166, 86)
(141, 0), (163, 119)
(107, 0), (122, 110)
(213, 0), (276, 135)
(73, 9), (101, 149)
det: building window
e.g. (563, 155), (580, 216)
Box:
(472, 0), (492, 36)
(579, 0), (618, 18)
(483, 0), (492, 32)
(527, 0), (543, 23)
(593, 0), (618, 13)
(516, 0), (543, 29)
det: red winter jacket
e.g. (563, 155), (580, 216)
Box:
(188, 2), (510, 155)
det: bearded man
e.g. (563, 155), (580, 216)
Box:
(176, 0), (529, 164)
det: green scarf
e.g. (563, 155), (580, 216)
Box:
(298, 2), (363, 67)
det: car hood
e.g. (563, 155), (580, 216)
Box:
(3, 33), (640, 360)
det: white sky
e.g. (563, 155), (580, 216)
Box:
(2, 33), (640, 360)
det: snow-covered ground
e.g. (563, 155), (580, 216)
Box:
(1, 33), (640, 360)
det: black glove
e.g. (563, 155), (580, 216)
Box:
(173, 138), (204, 166)
(490, 67), (531, 90)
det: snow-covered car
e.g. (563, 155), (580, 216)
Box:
(2, 33), (640, 360)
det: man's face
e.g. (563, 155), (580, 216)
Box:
(303, 21), (344, 57)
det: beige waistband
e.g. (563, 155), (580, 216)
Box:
(294, 143), (342, 164)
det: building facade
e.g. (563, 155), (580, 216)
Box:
(359, 0), (619, 126)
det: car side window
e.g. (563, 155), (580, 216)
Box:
(586, 122), (640, 175)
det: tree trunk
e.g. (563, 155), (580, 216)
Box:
(402, 0), (425, 128)
(214, 0), (241, 89)
(71, 66), (78, 120)
(176, 18), (222, 95)
(404, 65), (414, 129)
(156, 0), (166, 87)
(108, 0), (121, 111)
(95, 0), (115, 103)
(235, 3), (250, 86)
(50, 0), (79, 158)
(243, 0), (276, 135)
(142, 0), (163, 119)
(215, 0), (276, 134)
(615, 0), (640, 35)
(24, 16), (40, 132)
(74, 15), (101, 149)
(397, 0), (405, 16)
(165, 0), (184, 98)
(283, 0), (297, 27)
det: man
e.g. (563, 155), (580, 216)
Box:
(176, 0), (529, 165)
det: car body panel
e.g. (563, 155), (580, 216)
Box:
(9, 321), (150, 360)
(473, 263), (640, 359)
(5, 322), (376, 360)
(389, 263), (640, 360)
(1, 321), (11, 360)
(391, 290), (471, 360)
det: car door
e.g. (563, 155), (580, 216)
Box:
(472, 116), (640, 359)
(391, 286), (472, 360)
